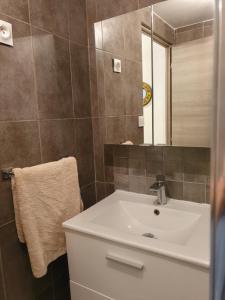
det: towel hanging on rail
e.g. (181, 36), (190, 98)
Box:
(11, 157), (83, 278)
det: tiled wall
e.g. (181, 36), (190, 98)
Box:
(93, 8), (151, 146)
(88, 5), (174, 192)
(175, 20), (214, 44)
(0, 0), (95, 299)
(86, 0), (165, 22)
(88, 6), (213, 202)
(0, 0), (211, 300)
(101, 145), (210, 203)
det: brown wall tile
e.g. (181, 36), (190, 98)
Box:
(183, 148), (210, 183)
(0, 181), (14, 227)
(80, 183), (96, 209)
(96, 181), (106, 201)
(123, 11), (142, 61)
(102, 16), (124, 56)
(104, 145), (114, 182)
(108, 145), (210, 203)
(114, 173), (129, 190)
(138, 0), (165, 9)
(30, 0), (69, 38)
(146, 146), (163, 160)
(75, 118), (93, 155)
(175, 24), (204, 44)
(124, 60), (142, 115)
(125, 116), (144, 144)
(0, 15), (37, 121)
(146, 159), (164, 177)
(129, 145), (146, 159)
(95, 50), (105, 116)
(114, 156), (129, 175)
(69, 0), (88, 46)
(138, 0), (153, 8)
(106, 117), (126, 144)
(0, 121), (41, 169)
(54, 272), (70, 300)
(103, 52), (125, 116)
(105, 183), (115, 196)
(70, 43), (91, 118)
(183, 182), (206, 203)
(204, 20), (214, 37)
(153, 13), (175, 44)
(0, 0), (29, 22)
(40, 119), (76, 163)
(166, 180), (183, 200)
(96, 0), (138, 21)
(92, 118), (106, 181)
(129, 175), (147, 193)
(0, 223), (34, 300)
(35, 287), (54, 300)
(0, 253), (6, 300)
(129, 158), (146, 176)
(0, 0), (93, 298)
(77, 153), (95, 187)
(165, 160), (183, 181)
(32, 28), (73, 119)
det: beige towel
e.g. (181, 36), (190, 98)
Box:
(11, 157), (82, 278)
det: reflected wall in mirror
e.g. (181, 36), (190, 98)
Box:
(93, 0), (214, 147)
(94, 7), (152, 145)
(153, 0), (214, 147)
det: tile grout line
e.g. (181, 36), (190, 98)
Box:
(28, 16), (43, 163)
(0, 9), (89, 49)
(0, 116), (94, 124)
(67, 4), (78, 164)
(0, 220), (14, 231)
(86, 0), (99, 201)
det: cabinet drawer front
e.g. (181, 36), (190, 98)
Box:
(66, 231), (209, 300)
(70, 281), (113, 300)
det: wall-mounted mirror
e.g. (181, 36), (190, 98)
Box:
(151, 0), (214, 147)
(93, 0), (214, 148)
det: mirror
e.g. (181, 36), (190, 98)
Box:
(93, 0), (214, 147)
(151, 0), (214, 147)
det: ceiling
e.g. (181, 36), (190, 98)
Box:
(154, 0), (214, 29)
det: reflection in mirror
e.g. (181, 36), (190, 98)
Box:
(152, 0), (214, 147)
(94, 7), (152, 145)
(93, 0), (214, 147)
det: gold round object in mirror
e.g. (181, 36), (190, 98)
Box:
(143, 82), (152, 106)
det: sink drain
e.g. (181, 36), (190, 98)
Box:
(142, 233), (156, 239)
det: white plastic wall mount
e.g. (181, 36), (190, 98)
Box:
(0, 20), (13, 47)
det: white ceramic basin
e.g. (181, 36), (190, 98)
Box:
(92, 200), (201, 245)
(64, 190), (210, 268)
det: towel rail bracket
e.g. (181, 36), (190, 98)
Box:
(1, 168), (14, 180)
(1, 157), (71, 181)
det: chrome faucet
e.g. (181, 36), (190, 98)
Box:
(149, 175), (167, 205)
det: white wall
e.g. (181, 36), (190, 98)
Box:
(172, 37), (213, 147)
(153, 41), (167, 145)
(142, 33), (167, 145)
(142, 32), (153, 144)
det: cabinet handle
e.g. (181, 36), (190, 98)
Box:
(106, 253), (144, 270)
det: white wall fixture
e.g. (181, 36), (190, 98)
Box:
(138, 116), (144, 127)
(113, 58), (122, 73)
(0, 20), (13, 47)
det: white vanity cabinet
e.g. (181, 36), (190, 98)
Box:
(63, 191), (210, 300)
(65, 231), (209, 300)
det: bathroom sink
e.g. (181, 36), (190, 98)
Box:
(63, 189), (210, 268)
(92, 200), (201, 245)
